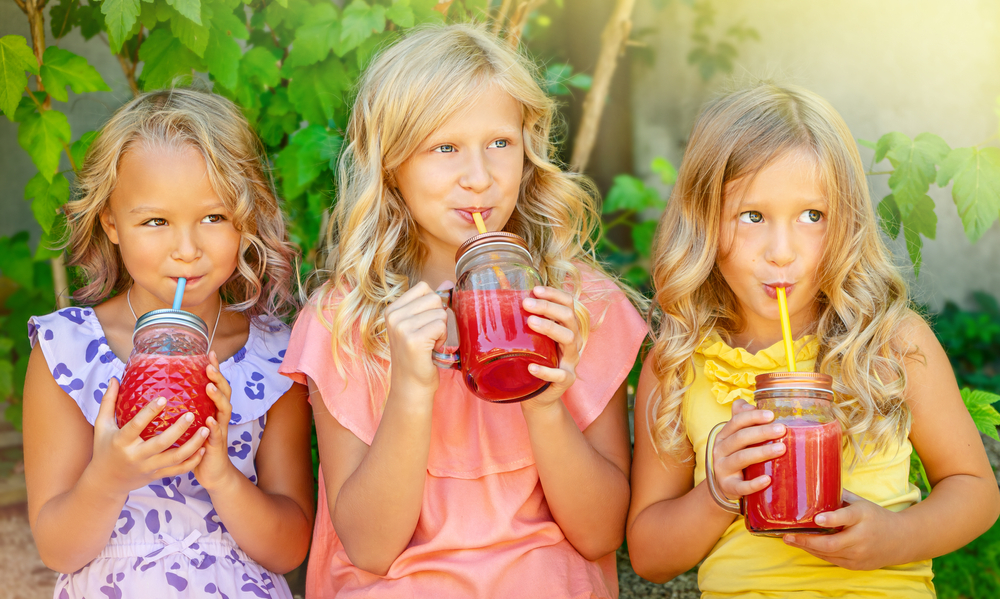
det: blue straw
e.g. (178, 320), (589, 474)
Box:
(172, 277), (187, 310)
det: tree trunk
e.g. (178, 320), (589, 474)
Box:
(569, 0), (636, 173)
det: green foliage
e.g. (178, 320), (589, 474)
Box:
(933, 512), (1000, 598)
(686, 0), (758, 81)
(867, 131), (1000, 276)
(0, 35), (38, 119)
(543, 63), (591, 96)
(932, 293), (1000, 395)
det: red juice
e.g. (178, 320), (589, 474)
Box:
(116, 353), (215, 448)
(453, 288), (559, 402)
(743, 418), (842, 534)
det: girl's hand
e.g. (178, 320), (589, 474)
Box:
(91, 378), (207, 496)
(193, 352), (239, 492)
(711, 399), (788, 502)
(520, 286), (583, 412)
(384, 281), (450, 394)
(783, 490), (901, 570)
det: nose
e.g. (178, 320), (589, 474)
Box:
(458, 148), (493, 194)
(171, 227), (202, 263)
(764, 222), (796, 268)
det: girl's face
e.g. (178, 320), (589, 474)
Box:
(717, 149), (829, 341)
(394, 87), (524, 265)
(100, 144), (242, 314)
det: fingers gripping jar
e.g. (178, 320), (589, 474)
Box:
(116, 309), (215, 448)
(432, 232), (559, 403)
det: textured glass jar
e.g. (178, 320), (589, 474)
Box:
(116, 309), (215, 447)
(432, 232), (559, 403)
(707, 372), (842, 536)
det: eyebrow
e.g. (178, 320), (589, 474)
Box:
(129, 202), (227, 214)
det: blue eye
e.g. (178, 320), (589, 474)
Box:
(739, 211), (763, 224)
(799, 209), (823, 223)
(489, 139), (508, 149)
(435, 144), (456, 153)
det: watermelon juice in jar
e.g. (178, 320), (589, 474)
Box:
(706, 372), (843, 536)
(433, 232), (559, 403)
(116, 309), (216, 447)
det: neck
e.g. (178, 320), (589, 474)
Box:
(128, 284), (223, 326)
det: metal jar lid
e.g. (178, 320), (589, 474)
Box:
(455, 232), (533, 274)
(133, 309), (209, 343)
(754, 372), (834, 395)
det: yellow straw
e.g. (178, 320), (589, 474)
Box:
(776, 287), (796, 372)
(472, 212), (488, 234)
(472, 211), (512, 290)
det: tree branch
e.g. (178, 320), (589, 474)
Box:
(491, 0), (513, 36)
(13, 0), (28, 14)
(506, 0), (546, 48)
(569, 0), (636, 173)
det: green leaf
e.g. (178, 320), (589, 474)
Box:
(171, 5), (210, 57)
(936, 147), (1000, 243)
(70, 131), (99, 170)
(604, 175), (662, 213)
(0, 35), (39, 121)
(632, 219), (658, 258)
(543, 63), (572, 96)
(284, 3), (340, 69)
(857, 138), (876, 151)
(410, 0), (444, 23)
(40, 47), (110, 103)
(287, 56), (350, 124)
(138, 28), (205, 89)
(878, 132), (950, 218)
(651, 156), (677, 185)
(901, 194), (936, 278)
(567, 72), (592, 90)
(18, 110), (71, 181)
(240, 47), (282, 89)
(101, 0), (142, 52)
(204, 9), (247, 90)
(24, 172), (69, 233)
(877, 194), (901, 239)
(961, 388), (1000, 441)
(258, 88), (299, 146)
(339, 0), (386, 56)
(0, 233), (36, 289)
(386, 0), (415, 28)
(275, 125), (340, 198)
(166, 0), (203, 25)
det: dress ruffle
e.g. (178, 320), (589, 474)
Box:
(696, 332), (819, 405)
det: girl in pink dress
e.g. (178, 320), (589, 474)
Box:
(23, 89), (314, 598)
(279, 24), (646, 599)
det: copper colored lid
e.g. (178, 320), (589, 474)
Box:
(455, 231), (530, 261)
(754, 372), (833, 393)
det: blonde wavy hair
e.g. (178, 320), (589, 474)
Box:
(65, 88), (299, 322)
(648, 82), (916, 461)
(317, 23), (629, 395)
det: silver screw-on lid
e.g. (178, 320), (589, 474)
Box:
(133, 309), (209, 343)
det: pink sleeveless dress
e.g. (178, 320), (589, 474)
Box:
(280, 270), (647, 599)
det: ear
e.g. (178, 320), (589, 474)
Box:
(99, 206), (120, 245)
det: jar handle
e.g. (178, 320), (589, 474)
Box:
(431, 289), (460, 370)
(705, 421), (744, 515)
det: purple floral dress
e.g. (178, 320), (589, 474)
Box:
(28, 307), (296, 599)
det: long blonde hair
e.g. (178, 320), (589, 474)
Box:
(649, 82), (915, 460)
(317, 23), (622, 394)
(65, 88), (299, 321)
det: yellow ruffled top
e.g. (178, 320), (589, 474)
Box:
(684, 332), (934, 599)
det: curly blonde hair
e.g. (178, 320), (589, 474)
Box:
(648, 82), (916, 461)
(317, 23), (635, 396)
(65, 88), (299, 322)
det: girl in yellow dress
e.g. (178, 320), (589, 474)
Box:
(626, 82), (1000, 598)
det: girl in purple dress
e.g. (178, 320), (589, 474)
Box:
(22, 89), (314, 598)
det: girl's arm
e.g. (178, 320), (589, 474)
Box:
(312, 282), (447, 576)
(23, 345), (206, 573)
(785, 319), (1000, 569)
(193, 359), (314, 574)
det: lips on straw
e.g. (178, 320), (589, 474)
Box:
(172, 277), (187, 310)
(776, 286), (796, 372)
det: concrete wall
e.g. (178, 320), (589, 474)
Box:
(0, 3), (132, 243)
(631, 0), (1000, 309)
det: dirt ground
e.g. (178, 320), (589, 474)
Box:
(3, 432), (998, 599)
